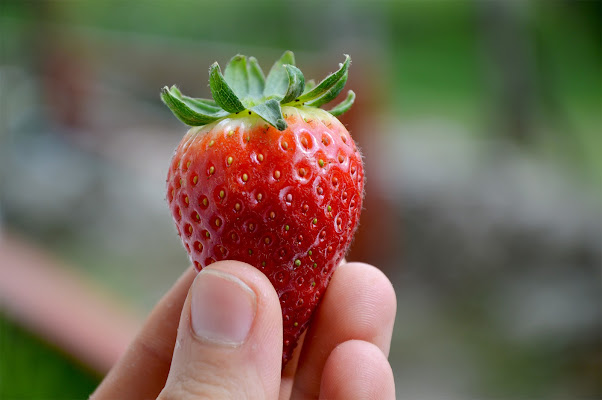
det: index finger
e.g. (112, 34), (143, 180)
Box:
(91, 266), (197, 400)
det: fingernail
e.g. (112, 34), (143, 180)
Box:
(190, 269), (256, 346)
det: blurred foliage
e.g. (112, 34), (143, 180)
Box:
(0, 314), (100, 399)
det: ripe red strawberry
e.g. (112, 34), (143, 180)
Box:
(162, 51), (364, 367)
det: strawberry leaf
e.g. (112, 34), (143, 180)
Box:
(162, 51), (355, 129)
(178, 95), (221, 113)
(251, 99), (287, 130)
(161, 86), (228, 125)
(281, 65), (305, 104)
(327, 90), (355, 116)
(247, 56), (266, 98)
(305, 72), (348, 108)
(209, 62), (246, 113)
(224, 55), (250, 100)
(296, 55), (350, 103)
(264, 50), (295, 100)
(170, 86), (221, 113)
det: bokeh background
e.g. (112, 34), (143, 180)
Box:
(1, 0), (601, 398)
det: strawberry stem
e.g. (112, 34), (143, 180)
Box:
(209, 63), (246, 113)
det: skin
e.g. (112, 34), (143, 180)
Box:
(91, 260), (396, 400)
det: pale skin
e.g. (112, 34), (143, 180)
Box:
(91, 261), (397, 399)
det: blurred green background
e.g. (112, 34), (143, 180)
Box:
(1, 0), (600, 398)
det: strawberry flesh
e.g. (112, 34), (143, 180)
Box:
(167, 106), (364, 366)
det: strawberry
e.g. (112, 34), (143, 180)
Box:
(161, 51), (364, 367)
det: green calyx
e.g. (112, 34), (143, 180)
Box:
(161, 51), (354, 131)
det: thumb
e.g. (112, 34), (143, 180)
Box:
(158, 261), (283, 400)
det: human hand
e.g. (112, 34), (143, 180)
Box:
(91, 260), (396, 399)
